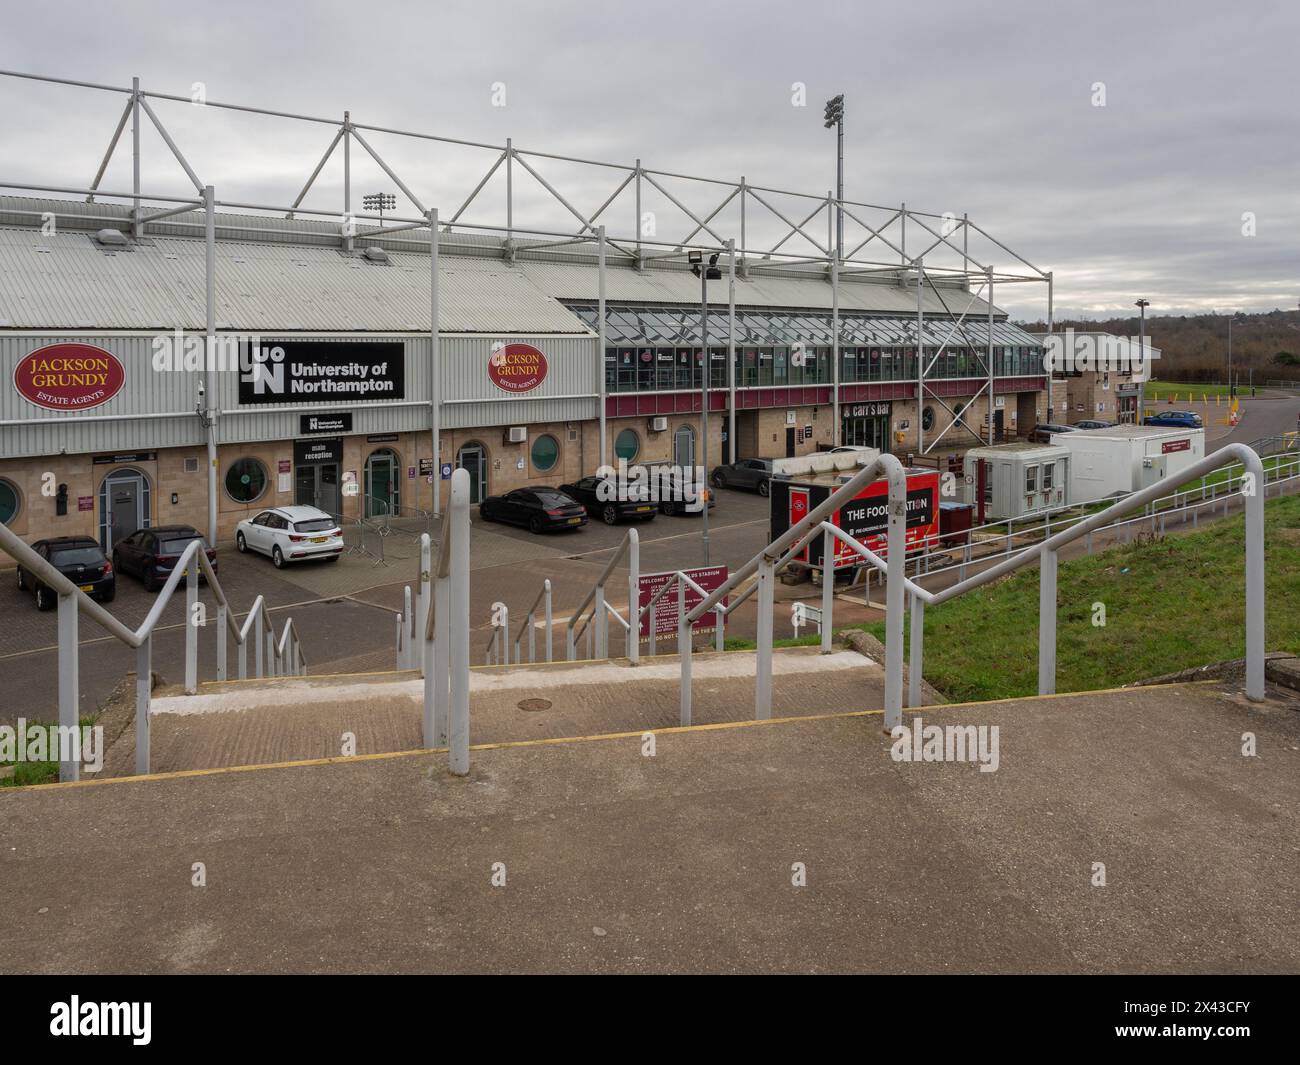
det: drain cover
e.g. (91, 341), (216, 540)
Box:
(517, 698), (552, 713)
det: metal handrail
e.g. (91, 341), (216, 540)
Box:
(799, 443), (1268, 710)
(0, 521), (306, 782)
(565, 526), (640, 663)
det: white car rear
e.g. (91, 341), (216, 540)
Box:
(235, 505), (344, 568)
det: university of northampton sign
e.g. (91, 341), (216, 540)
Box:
(487, 342), (548, 393)
(13, 343), (126, 411)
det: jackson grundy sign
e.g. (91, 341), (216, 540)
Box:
(235, 341), (405, 405)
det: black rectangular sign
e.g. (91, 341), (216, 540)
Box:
(239, 341), (404, 405)
(299, 412), (353, 435)
(293, 437), (342, 465)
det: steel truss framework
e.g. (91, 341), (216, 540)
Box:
(0, 69), (1055, 532)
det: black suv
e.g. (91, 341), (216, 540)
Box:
(16, 536), (116, 610)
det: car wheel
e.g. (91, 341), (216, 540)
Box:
(529, 516), (544, 535)
(602, 504), (619, 525)
(480, 506), (494, 523)
(236, 532), (248, 553)
(758, 480), (770, 497)
(15, 568), (26, 591)
(712, 471), (726, 488)
(35, 585), (54, 611)
(272, 546), (286, 569)
(99, 587), (116, 604)
(143, 566), (159, 593)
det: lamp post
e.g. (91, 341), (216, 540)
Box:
(363, 192), (396, 228)
(1135, 298), (1149, 424)
(823, 95), (845, 261)
(691, 249), (723, 565)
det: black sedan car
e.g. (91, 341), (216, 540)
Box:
(112, 525), (218, 591)
(558, 475), (658, 525)
(640, 462), (716, 516)
(479, 487), (588, 534)
(16, 536), (115, 610)
(711, 457), (778, 496)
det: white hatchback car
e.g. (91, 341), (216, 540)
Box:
(234, 505), (344, 568)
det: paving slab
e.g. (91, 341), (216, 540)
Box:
(97, 647), (892, 775)
(2, 682), (1297, 973)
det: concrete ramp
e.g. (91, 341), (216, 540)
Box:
(2, 681), (1297, 973)
(100, 647), (891, 775)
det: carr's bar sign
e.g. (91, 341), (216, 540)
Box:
(299, 412), (353, 435)
(14, 343), (126, 411)
(293, 437), (342, 465)
(847, 402), (891, 418)
(487, 341), (548, 393)
(239, 341), (404, 405)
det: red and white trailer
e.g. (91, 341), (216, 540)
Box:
(767, 467), (941, 573)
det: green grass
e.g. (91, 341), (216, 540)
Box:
(856, 495), (1299, 702)
(1145, 381), (1234, 400)
(724, 633), (823, 652)
(0, 717), (96, 788)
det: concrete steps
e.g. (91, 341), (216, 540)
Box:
(102, 646), (893, 777)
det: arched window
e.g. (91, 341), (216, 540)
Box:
(0, 478), (20, 526)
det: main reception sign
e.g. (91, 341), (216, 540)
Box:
(13, 343), (126, 411)
(487, 342), (548, 394)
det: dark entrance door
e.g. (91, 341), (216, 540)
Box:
(295, 463), (340, 515)
(993, 408), (1005, 441)
(785, 427), (797, 457)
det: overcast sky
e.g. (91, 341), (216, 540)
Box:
(1, 0), (1296, 321)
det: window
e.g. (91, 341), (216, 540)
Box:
(0, 479), (19, 526)
(530, 434), (560, 473)
(1025, 464), (1038, 494)
(225, 457), (269, 504)
(922, 406), (936, 432)
(614, 428), (640, 463)
(1042, 463), (1054, 491)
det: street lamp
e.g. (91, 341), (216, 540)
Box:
(691, 249), (723, 565)
(362, 192), (396, 227)
(823, 94), (845, 261)
(1135, 299), (1149, 424)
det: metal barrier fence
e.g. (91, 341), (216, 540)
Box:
(0, 523), (306, 782)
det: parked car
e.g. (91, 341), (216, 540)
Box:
(558, 475), (658, 525)
(235, 505), (344, 568)
(112, 525), (217, 591)
(1074, 419), (1117, 430)
(1143, 410), (1203, 429)
(17, 536), (115, 609)
(1029, 423), (1081, 443)
(711, 457), (777, 496)
(479, 487), (588, 533)
(640, 462), (716, 516)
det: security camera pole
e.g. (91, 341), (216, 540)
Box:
(1135, 298), (1149, 424)
(691, 249), (723, 565)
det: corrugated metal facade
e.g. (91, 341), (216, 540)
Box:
(1, 332), (598, 456)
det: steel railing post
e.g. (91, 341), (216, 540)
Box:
(394, 612), (403, 671)
(184, 552), (199, 694)
(266, 624), (276, 678)
(56, 591), (80, 783)
(544, 579), (553, 662)
(647, 596), (657, 658)
(1244, 456), (1266, 701)
(434, 570), (450, 746)
(238, 628), (248, 680)
(528, 612), (536, 663)
(566, 626), (576, 662)
(1038, 547), (1058, 696)
(627, 530), (640, 666)
(418, 534), (432, 678)
(449, 468), (471, 776)
(678, 577), (692, 726)
(882, 459), (907, 731)
(403, 585), (414, 670)
(255, 608), (265, 678)
(908, 593), (925, 709)
(215, 603), (227, 682)
(756, 556), (775, 720)
(715, 607), (725, 652)
(594, 582), (607, 659)
(135, 634), (151, 776)
(821, 526), (835, 654)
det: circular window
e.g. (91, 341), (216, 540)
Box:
(530, 434), (560, 473)
(922, 406), (936, 432)
(0, 479), (19, 526)
(224, 457), (269, 504)
(614, 428), (640, 463)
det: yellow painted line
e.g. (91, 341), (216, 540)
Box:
(1, 678), (1218, 795)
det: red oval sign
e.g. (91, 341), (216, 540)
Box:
(13, 343), (126, 411)
(487, 342), (548, 394)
